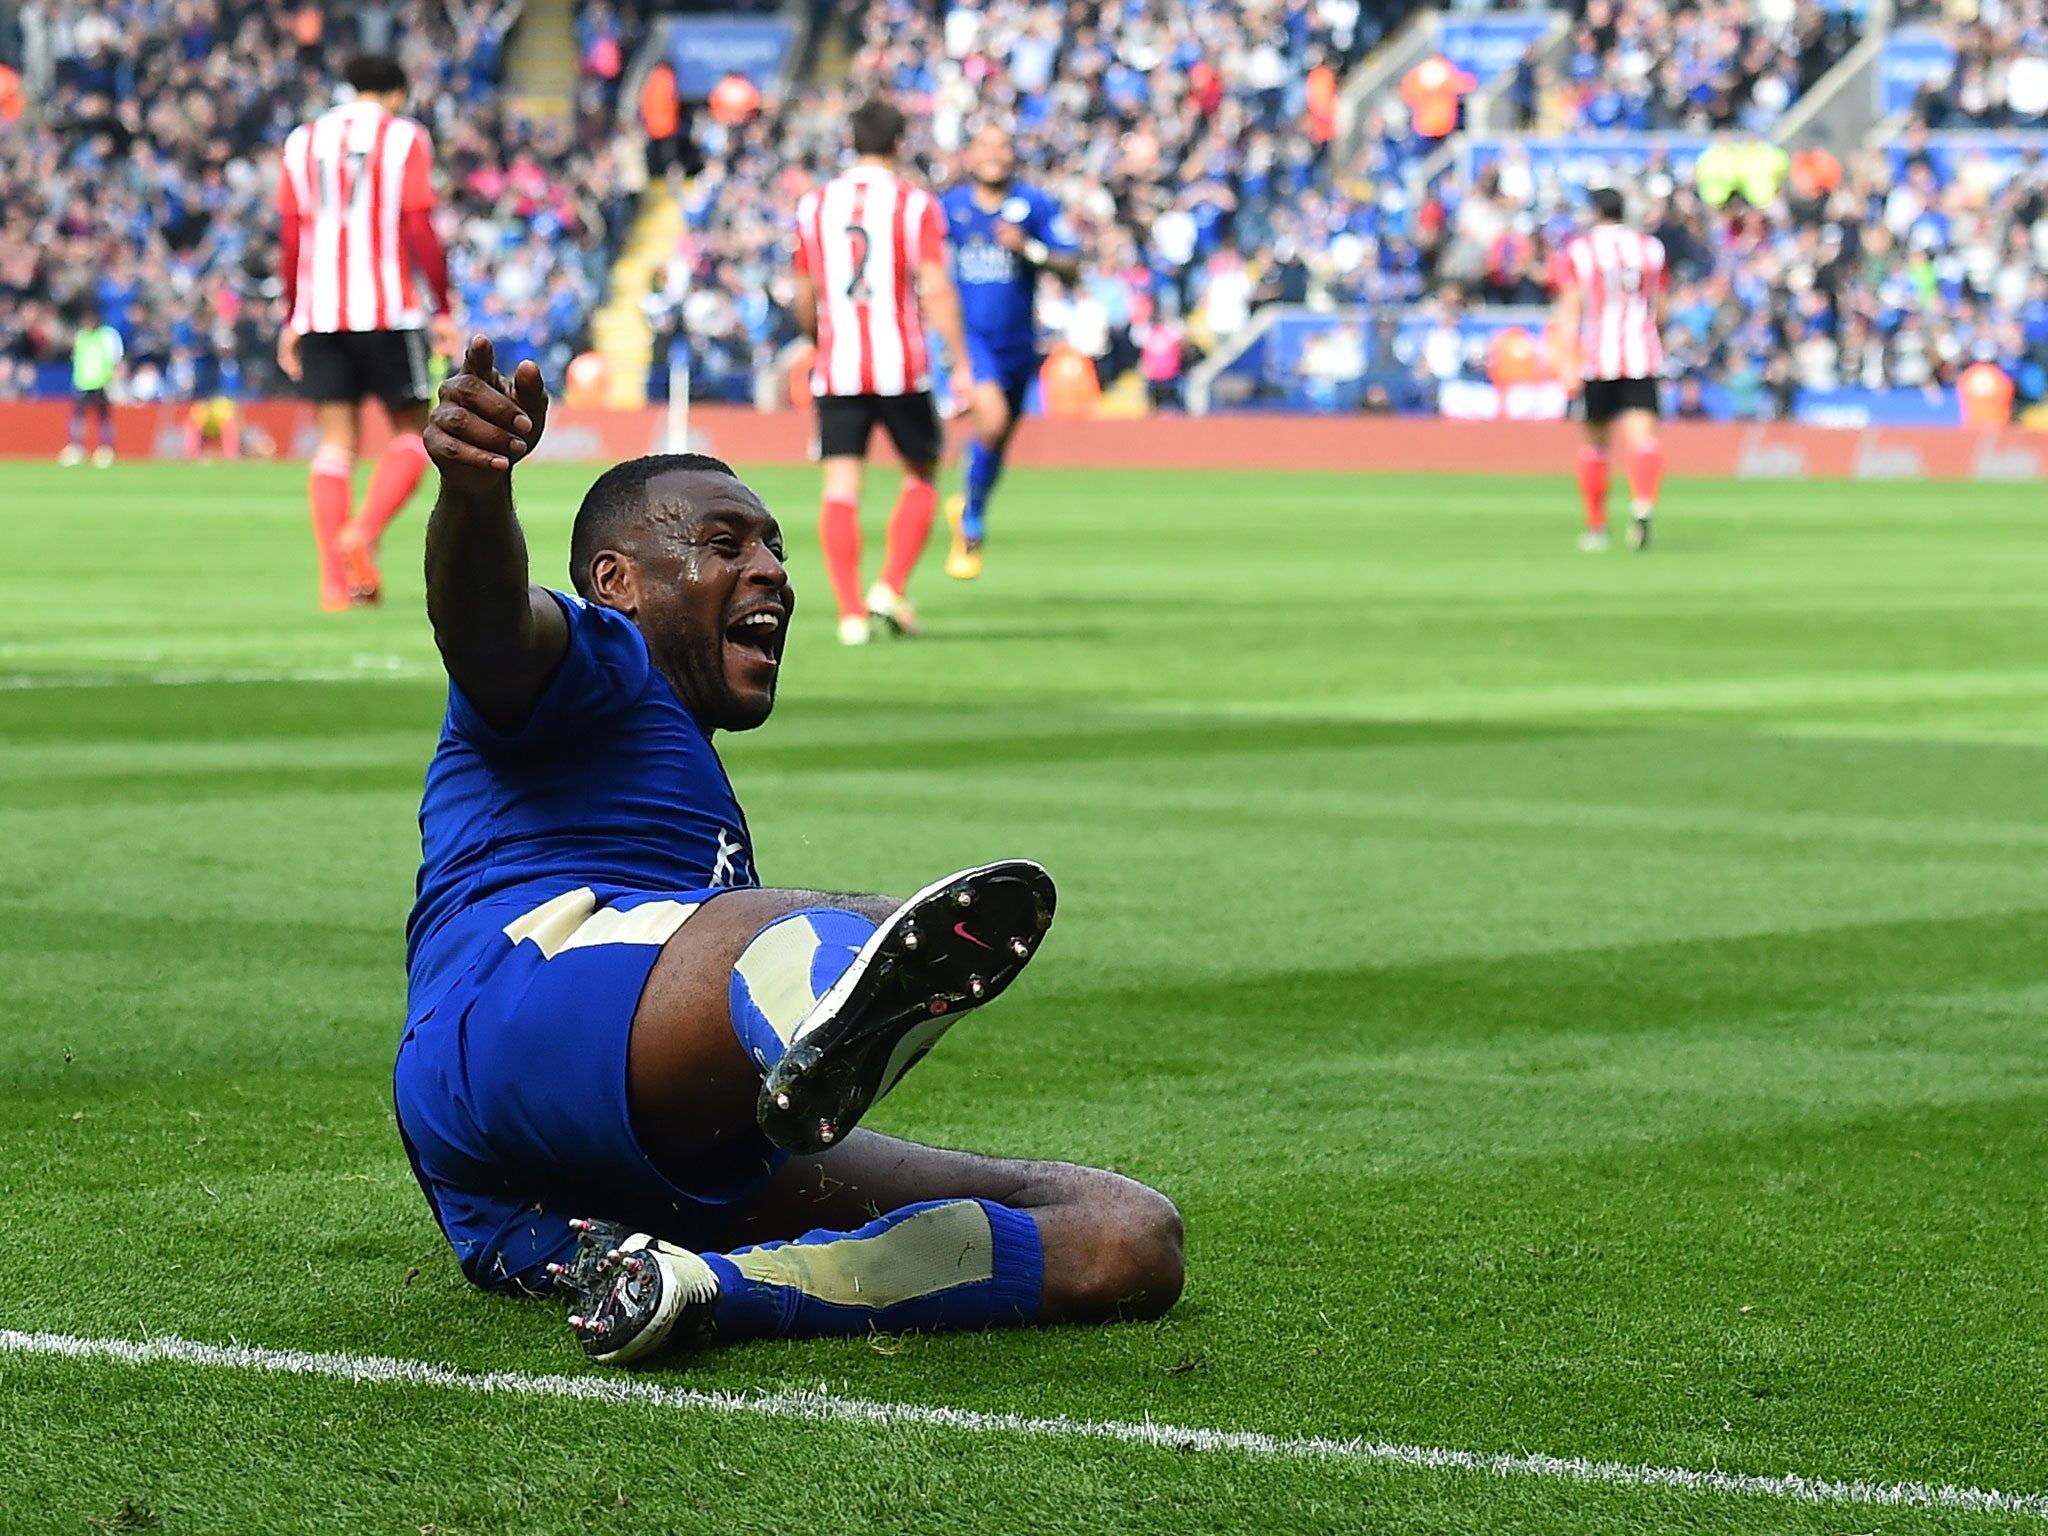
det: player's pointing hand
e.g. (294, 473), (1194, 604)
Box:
(426, 335), (551, 497)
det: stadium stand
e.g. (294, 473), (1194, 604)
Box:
(1401, 0), (2048, 423)
(1525, 0), (1857, 134)
(0, 0), (632, 402)
(656, 0), (1395, 406)
(1193, 0), (2046, 424)
(3, 0), (2040, 427)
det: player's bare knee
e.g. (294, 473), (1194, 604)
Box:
(1042, 1169), (1184, 1322)
(1117, 1183), (1185, 1315)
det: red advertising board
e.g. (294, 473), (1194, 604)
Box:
(5, 401), (2046, 481)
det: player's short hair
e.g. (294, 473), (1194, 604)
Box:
(569, 452), (740, 598)
(850, 99), (907, 156)
(1591, 186), (1626, 222)
(344, 53), (407, 96)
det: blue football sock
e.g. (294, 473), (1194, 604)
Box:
(705, 1198), (1044, 1340)
(963, 440), (1004, 542)
(728, 907), (877, 1073)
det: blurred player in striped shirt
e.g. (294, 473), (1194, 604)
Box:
(791, 99), (976, 644)
(1550, 187), (1668, 553)
(276, 53), (460, 609)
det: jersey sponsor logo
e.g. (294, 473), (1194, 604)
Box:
(957, 241), (1019, 285)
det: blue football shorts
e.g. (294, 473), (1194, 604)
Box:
(965, 334), (1038, 420)
(393, 886), (787, 1292)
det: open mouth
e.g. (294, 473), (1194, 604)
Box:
(724, 606), (785, 670)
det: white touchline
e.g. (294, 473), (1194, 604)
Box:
(4, 1330), (2045, 1519)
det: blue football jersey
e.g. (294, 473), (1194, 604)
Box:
(942, 182), (1078, 366)
(406, 591), (758, 1014)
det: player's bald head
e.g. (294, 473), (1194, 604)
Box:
(570, 452), (743, 598)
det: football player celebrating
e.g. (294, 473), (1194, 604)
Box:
(398, 337), (1183, 1364)
(939, 123), (1081, 579)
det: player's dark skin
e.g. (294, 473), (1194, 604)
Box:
(423, 337), (1183, 1323)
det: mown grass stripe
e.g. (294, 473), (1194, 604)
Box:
(4, 1328), (2042, 1518)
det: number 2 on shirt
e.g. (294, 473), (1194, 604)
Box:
(843, 224), (870, 303)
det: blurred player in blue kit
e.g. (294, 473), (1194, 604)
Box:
(940, 124), (1080, 580)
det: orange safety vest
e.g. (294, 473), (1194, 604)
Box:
(1487, 327), (1542, 387)
(640, 65), (680, 140)
(1958, 361), (2015, 429)
(1305, 65), (1337, 144)
(1401, 56), (1475, 140)
(1040, 346), (1101, 418)
(709, 73), (762, 125)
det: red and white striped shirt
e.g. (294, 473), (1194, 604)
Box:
(277, 101), (437, 334)
(1553, 223), (1667, 381)
(793, 166), (947, 398)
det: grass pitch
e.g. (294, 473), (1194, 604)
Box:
(4, 457), (2048, 1533)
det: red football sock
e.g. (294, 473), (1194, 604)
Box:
(819, 496), (865, 619)
(355, 432), (429, 550)
(1575, 445), (1610, 534)
(309, 448), (353, 604)
(878, 476), (937, 596)
(1626, 437), (1665, 512)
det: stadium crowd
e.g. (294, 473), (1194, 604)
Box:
(2, 0), (2042, 420)
(664, 0), (1972, 415)
(1417, 137), (2046, 413)
(1899, 0), (2048, 129)
(1503, 0), (1857, 135)
(660, 0), (1387, 400)
(0, 0), (637, 402)
(1422, 0), (2047, 416)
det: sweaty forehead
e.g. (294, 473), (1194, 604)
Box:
(639, 469), (776, 534)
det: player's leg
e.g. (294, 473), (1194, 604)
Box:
(567, 1129), (1180, 1362)
(337, 333), (435, 604)
(1614, 397), (1664, 550)
(89, 390), (115, 465)
(629, 868), (1054, 1164)
(61, 390), (88, 465)
(946, 379), (1015, 580)
(817, 396), (873, 644)
(296, 333), (362, 611)
(309, 399), (360, 611)
(1575, 391), (1612, 551)
(716, 1128), (1184, 1328)
(869, 394), (943, 635)
(563, 866), (1102, 1362)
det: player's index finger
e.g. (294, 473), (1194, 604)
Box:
(462, 334), (495, 377)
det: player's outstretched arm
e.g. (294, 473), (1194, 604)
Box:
(423, 335), (568, 733)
